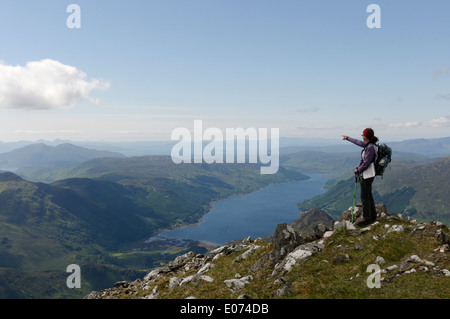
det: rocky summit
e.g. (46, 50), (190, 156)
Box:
(85, 204), (450, 299)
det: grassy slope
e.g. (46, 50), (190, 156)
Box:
(130, 217), (450, 299)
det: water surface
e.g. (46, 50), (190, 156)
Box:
(156, 174), (331, 245)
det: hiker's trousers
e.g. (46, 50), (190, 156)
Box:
(360, 177), (377, 222)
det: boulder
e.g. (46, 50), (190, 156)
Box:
(272, 240), (323, 277)
(249, 252), (273, 273)
(223, 275), (253, 293)
(195, 262), (215, 277)
(375, 203), (388, 216)
(272, 223), (303, 265)
(195, 275), (214, 287)
(232, 244), (261, 264)
(333, 220), (356, 231)
(290, 208), (335, 237)
(313, 223), (329, 238)
(387, 225), (405, 234)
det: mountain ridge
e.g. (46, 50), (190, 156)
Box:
(0, 142), (125, 169)
(85, 204), (450, 299)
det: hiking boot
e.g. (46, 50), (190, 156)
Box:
(353, 216), (373, 227)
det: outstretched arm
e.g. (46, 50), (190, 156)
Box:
(342, 135), (366, 148)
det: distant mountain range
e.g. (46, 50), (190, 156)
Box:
(388, 137), (450, 158)
(0, 143), (124, 169)
(1, 135), (444, 182)
(1, 135), (449, 157)
(280, 136), (450, 158)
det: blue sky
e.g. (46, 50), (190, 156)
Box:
(0, 0), (449, 142)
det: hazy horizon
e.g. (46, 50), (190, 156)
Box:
(2, 134), (450, 145)
(1, 1), (450, 142)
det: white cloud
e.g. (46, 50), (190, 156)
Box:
(389, 116), (450, 128)
(423, 116), (450, 128)
(0, 59), (110, 110)
(388, 121), (420, 128)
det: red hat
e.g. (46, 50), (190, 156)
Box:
(362, 129), (374, 140)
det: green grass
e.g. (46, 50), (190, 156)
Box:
(136, 218), (450, 300)
(283, 222), (449, 299)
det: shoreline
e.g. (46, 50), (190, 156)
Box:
(127, 172), (332, 252)
(148, 173), (313, 239)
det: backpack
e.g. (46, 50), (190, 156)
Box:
(375, 143), (392, 177)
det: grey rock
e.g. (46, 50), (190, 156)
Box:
(323, 231), (334, 238)
(144, 286), (159, 299)
(313, 223), (328, 238)
(224, 275), (253, 293)
(272, 223), (303, 265)
(386, 225), (405, 234)
(195, 275), (214, 287)
(249, 252), (272, 273)
(272, 240), (323, 277)
(375, 256), (386, 265)
(277, 284), (291, 297)
(334, 220), (356, 231)
(113, 281), (129, 289)
(382, 265), (399, 273)
(195, 262), (215, 277)
(232, 244), (261, 264)
(375, 203), (388, 216)
(169, 277), (182, 289)
(290, 208), (334, 238)
(179, 275), (194, 286)
(340, 204), (363, 222)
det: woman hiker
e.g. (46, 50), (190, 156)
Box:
(342, 128), (378, 226)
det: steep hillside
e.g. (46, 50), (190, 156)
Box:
(298, 156), (450, 225)
(0, 264), (147, 299)
(16, 156), (308, 229)
(0, 172), (153, 272)
(85, 204), (450, 300)
(0, 160), (306, 298)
